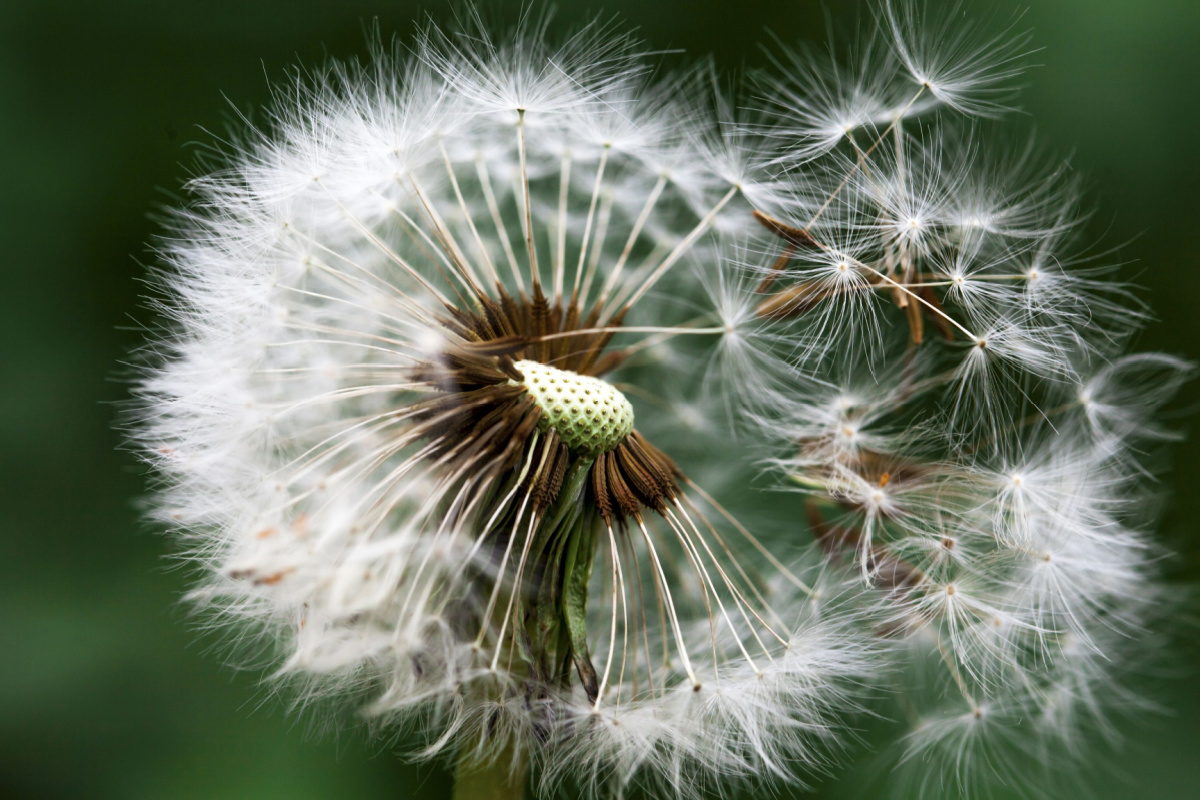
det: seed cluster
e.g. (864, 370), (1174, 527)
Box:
(514, 360), (634, 456)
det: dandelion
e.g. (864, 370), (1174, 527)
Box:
(130, 11), (883, 800)
(128, 2), (1190, 798)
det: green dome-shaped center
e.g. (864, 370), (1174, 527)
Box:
(513, 360), (634, 455)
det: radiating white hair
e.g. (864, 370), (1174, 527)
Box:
(128, 2), (1189, 798)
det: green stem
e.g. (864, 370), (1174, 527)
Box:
(451, 743), (529, 800)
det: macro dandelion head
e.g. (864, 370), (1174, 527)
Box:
(127, 2), (1191, 798)
(129, 9), (885, 798)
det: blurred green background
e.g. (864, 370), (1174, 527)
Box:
(2, 1), (1198, 798)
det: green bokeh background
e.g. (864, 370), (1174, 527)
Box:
(3, 1), (1198, 798)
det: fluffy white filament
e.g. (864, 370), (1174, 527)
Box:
(129, 3), (1189, 798)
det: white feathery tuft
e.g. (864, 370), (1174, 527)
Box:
(128, 4), (1189, 798)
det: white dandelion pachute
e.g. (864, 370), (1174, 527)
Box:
(130, 3), (1188, 798)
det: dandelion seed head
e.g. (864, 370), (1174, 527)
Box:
(127, 4), (1189, 798)
(127, 12), (896, 799)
